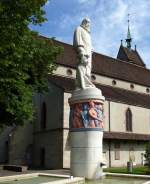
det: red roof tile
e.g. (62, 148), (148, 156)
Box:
(53, 39), (150, 87)
(117, 45), (145, 67)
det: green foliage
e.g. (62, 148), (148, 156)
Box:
(104, 166), (149, 175)
(0, 0), (63, 127)
(144, 142), (150, 170)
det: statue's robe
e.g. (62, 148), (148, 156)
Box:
(73, 26), (92, 57)
(73, 26), (94, 89)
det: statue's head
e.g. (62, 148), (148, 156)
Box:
(81, 18), (90, 32)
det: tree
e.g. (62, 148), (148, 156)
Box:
(144, 142), (150, 170)
(0, 0), (63, 127)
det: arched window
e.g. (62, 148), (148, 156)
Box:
(40, 102), (47, 129)
(40, 147), (45, 167)
(126, 108), (132, 132)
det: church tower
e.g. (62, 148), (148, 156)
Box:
(117, 14), (145, 68)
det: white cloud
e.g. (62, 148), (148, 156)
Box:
(78, 0), (89, 3)
(78, 0), (97, 5)
(87, 0), (150, 67)
(59, 14), (81, 30)
(107, 0), (127, 27)
(90, 0), (127, 56)
(43, 0), (150, 68)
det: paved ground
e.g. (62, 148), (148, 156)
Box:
(0, 167), (70, 177)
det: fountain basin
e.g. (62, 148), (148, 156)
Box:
(0, 172), (150, 184)
(0, 173), (84, 184)
(86, 175), (149, 184)
(85, 173), (150, 184)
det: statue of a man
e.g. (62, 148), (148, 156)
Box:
(73, 18), (95, 89)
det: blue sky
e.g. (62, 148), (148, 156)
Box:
(30, 0), (150, 68)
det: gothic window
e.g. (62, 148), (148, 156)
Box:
(126, 108), (132, 132)
(4, 141), (9, 163)
(40, 147), (45, 167)
(40, 102), (47, 130)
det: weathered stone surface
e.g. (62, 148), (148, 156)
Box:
(69, 87), (105, 104)
(71, 130), (103, 179)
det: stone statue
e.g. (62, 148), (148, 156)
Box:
(70, 18), (105, 180)
(73, 18), (95, 89)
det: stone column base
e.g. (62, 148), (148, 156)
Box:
(71, 129), (103, 180)
(69, 87), (105, 180)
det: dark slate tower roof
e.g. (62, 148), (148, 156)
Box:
(117, 45), (146, 67)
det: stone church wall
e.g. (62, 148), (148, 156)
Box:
(8, 122), (33, 165)
(33, 130), (63, 169)
(33, 82), (64, 169)
(110, 101), (150, 134)
(0, 127), (13, 163)
(106, 141), (146, 167)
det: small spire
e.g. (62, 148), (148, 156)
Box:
(121, 39), (123, 46)
(126, 14), (132, 49)
(135, 44), (137, 51)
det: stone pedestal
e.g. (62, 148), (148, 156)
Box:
(69, 87), (105, 180)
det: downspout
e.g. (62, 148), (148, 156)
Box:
(108, 100), (111, 132)
(108, 100), (111, 167)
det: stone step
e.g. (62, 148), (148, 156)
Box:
(3, 165), (28, 172)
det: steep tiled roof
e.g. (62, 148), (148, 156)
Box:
(104, 131), (150, 141)
(48, 75), (150, 109)
(52, 39), (150, 87)
(117, 45), (145, 67)
(38, 36), (150, 87)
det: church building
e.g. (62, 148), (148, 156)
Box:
(0, 23), (150, 169)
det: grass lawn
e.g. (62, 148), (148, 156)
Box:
(104, 166), (150, 175)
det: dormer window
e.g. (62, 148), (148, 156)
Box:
(91, 75), (96, 81)
(66, 69), (73, 76)
(130, 84), (134, 89)
(146, 88), (150, 93)
(112, 80), (117, 86)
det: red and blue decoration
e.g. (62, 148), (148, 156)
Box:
(70, 100), (104, 129)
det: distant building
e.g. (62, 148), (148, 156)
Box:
(1, 25), (150, 168)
